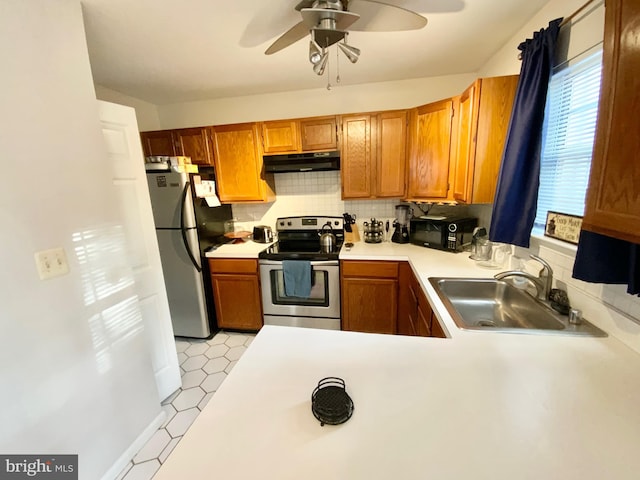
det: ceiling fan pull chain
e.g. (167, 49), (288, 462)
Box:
(326, 36), (332, 90)
(336, 44), (341, 84)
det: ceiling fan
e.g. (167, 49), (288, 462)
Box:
(265, 0), (428, 75)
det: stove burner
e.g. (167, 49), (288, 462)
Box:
(311, 377), (354, 426)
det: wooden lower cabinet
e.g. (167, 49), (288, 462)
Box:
(397, 262), (447, 338)
(341, 261), (399, 334)
(431, 311), (446, 339)
(342, 260), (446, 338)
(209, 259), (263, 331)
(397, 263), (418, 336)
(417, 295), (432, 337)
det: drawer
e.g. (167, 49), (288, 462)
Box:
(341, 260), (399, 278)
(208, 258), (258, 274)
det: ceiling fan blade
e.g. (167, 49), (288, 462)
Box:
(348, 0), (428, 31)
(265, 21), (310, 55)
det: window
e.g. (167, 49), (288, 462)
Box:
(533, 49), (603, 235)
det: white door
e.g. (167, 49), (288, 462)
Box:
(98, 100), (181, 401)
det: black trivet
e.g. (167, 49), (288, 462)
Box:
(311, 377), (354, 426)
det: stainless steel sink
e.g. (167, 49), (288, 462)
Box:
(429, 277), (607, 336)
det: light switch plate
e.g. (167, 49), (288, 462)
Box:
(35, 247), (70, 280)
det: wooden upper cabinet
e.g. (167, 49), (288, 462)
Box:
(211, 123), (275, 203)
(453, 82), (480, 203)
(376, 110), (407, 198)
(341, 110), (407, 199)
(173, 127), (213, 166)
(460, 75), (519, 203)
(300, 116), (338, 151)
(341, 114), (373, 198)
(140, 128), (213, 166)
(407, 99), (454, 200)
(261, 120), (301, 154)
(140, 130), (176, 157)
(583, 0), (640, 244)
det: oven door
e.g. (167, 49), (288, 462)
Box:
(259, 260), (341, 320)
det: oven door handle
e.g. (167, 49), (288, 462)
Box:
(258, 260), (339, 267)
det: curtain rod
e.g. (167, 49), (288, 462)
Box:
(560, 0), (602, 27)
(518, 0), (602, 60)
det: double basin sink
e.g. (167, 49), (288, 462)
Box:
(429, 277), (606, 337)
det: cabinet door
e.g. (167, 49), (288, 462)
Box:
(407, 99), (454, 200)
(173, 127), (213, 166)
(431, 313), (447, 338)
(341, 114), (372, 199)
(300, 116), (338, 151)
(583, 0), (640, 244)
(471, 75), (518, 204)
(397, 262), (418, 336)
(453, 82), (480, 203)
(341, 277), (397, 334)
(140, 130), (176, 157)
(211, 123), (274, 203)
(211, 274), (263, 331)
(261, 120), (300, 154)
(416, 287), (433, 337)
(376, 110), (407, 198)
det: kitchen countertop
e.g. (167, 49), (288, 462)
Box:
(156, 325), (640, 479)
(205, 239), (510, 338)
(205, 240), (272, 259)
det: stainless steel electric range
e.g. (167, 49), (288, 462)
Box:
(258, 216), (344, 330)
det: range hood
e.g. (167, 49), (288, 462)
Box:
(263, 151), (340, 173)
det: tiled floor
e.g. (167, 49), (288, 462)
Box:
(115, 331), (255, 480)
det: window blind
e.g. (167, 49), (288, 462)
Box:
(533, 49), (603, 233)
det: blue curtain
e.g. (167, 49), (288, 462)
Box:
(489, 19), (563, 248)
(573, 230), (640, 296)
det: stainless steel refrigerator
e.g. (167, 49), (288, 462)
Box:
(146, 168), (232, 338)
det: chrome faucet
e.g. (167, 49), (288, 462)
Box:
(494, 254), (554, 301)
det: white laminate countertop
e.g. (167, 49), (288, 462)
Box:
(156, 325), (640, 480)
(205, 239), (512, 338)
(170, 240), (640, 479)
(205, 240), (273, 259)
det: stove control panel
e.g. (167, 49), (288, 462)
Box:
(276, 216), (344, 232)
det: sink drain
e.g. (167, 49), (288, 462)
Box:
(477, 320), (497, 327)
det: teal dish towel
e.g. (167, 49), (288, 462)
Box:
(283, 260), (312, 298)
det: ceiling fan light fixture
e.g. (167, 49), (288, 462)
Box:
(313, 51), (329, 75)
(338, 41), (360, 63)
(309, 39), (323, 65)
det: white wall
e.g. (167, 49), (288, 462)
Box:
(480, 0), (604, 77)
(156, 73), (476, 129)
(95, 84), (162, 131)
(476, 0), (639, 351)
(0, 1), (161, 478)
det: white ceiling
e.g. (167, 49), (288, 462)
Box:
(81, 0), (549, 105)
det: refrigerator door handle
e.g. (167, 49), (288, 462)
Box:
(180, 181), (202, 272)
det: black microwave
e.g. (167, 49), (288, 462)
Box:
(409, 216), (478, 252)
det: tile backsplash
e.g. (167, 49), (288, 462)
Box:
(230, 170), (494, 232)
